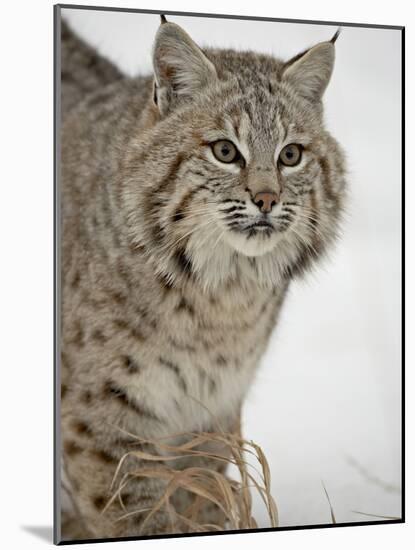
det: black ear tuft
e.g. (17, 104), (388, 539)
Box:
(160, 14), (168, 25)
(330, 28), (341, 44)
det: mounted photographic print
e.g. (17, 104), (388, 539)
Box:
(54, 4), (404, 544)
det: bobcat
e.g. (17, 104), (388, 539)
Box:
(59, 14), (346, 540)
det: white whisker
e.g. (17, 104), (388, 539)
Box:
(163, 217), (218, 258)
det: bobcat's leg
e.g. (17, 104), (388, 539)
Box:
(61, 378), (173, 539)
(61, 432), (170, 539)
(168, 410), (243, 531)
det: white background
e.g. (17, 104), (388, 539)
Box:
(0, 0), (412, 549)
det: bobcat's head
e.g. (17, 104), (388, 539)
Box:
(122, 18), (347, 291)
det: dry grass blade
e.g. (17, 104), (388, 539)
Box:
(106, 426), (278, 535)
(321, 481), (337, 524)
(345, 455), (401, 494)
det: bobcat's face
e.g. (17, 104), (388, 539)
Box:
(122, 23), (346, 290)
(168, 80), (341, 260)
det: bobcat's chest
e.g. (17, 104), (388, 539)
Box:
(132, 285), (282, 432)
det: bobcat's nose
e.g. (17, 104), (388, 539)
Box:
(253, 191), (279, 214)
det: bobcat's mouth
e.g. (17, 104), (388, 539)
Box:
(238, 220), (275, 241)
(221, 217), (280, 257)
(229, 218), (275, 236)
(243, 220), (274, 230)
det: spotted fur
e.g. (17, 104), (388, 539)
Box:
(60, 17), (347, 540)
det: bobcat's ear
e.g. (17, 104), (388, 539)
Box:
(152, 19), (217, 115)
(282, 33), (339, 103)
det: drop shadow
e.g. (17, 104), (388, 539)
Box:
(21, 525), (53, 543)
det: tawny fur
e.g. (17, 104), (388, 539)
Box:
(60, 17), (347, 540)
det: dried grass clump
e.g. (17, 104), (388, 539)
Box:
(104, 428), (278, 535)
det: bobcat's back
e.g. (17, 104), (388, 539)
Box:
(60, 20), (123, 116)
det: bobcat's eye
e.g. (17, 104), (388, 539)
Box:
(279, 144), (303, 167)
(211, 140), (239, 164)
